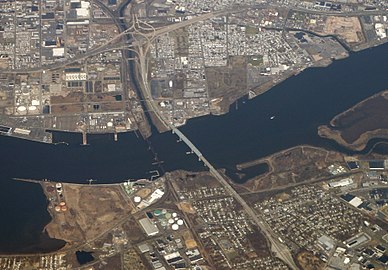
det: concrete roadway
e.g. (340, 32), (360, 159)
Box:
(1, 9), (230, 74)
(5, 5), (386, 267)
(286, 6), (388, 16)
(130, 20), (299, 265)
(130, 10), (299, 268)
(171, 128), (299, 269)
(3, 4), (384, 74)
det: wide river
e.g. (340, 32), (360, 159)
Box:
(0, 43), (387, 253)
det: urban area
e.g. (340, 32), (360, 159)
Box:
(0, 0), (387, 139)
(0, 0), (388, 270)
(1, 145), (388, 269)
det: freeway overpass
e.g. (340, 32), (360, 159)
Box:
(130, 13), (298, 267)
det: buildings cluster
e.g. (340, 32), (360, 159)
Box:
(0, 0), (144, 141)
(165, 0), (259, 14)
(149, 13), (310, 125)
(0, 0), (41, 70)
(0, 254), (67, 270)
(256, 185), (364, 254)
(149, 22), (210, 126)
(373, 15), (388, 40)
(286, 11), (387, 47)
(142, 0), (386, 18)
(256, 182), (388, 269)
(135, 228), (205, 270)
(0, 0), (97, 69)
(146, 0), (387, 125)
(176, 184), (288, 269)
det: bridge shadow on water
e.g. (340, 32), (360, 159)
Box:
(0, 43), (387, 253)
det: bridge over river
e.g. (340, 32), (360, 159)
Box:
(171, 127), (298, 269)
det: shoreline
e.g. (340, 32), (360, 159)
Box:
(318, 126), (388, 151)
(319, 89), (388, 151)
(230, 145), (345, 192)
(330, 90), (388, 127)
(0, 41), (386, 141)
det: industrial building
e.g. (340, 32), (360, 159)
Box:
(328, 178), (353, 188)
(139, 217), (159, 236)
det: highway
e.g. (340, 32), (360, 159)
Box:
(3, 3), (384, 74)
(132, 21), (298, 265)
(171, 128), (298, 269)
(0, 8), (230, 74)
(126, 9), (299, 268)
(4, 3), (385, 267)
(135, 42), (299, 266)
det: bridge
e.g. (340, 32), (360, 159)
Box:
(102, 11), (298, 266)
(171, 127), (298, 270)
(129, 13), (298, 268)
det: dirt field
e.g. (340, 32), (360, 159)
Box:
(246, 229), (271, 257)
(123, 248), (148, 270)
(85, 93), (116, 103)
(51, 104), (84, 114)
(177, 201), (196, 214)
(296, 250), (325, 270)
(0, 59), (9, 69)
(322, 16), (363, 44)
(206, 56), (248, 113)
(182, 230), (198, 249)
(235, 146), (342, 192)
(135, 188), (152, 198)
(99, 101), (124, 112)
(170, 170), (223, 192)
(45, 183), (132, 248)
(51, 92), (83, 104)
(332, 91), (388, 142)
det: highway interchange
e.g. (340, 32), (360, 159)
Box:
(2, 1), (387, 268)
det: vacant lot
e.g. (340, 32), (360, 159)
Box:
(45, 183), (131, 248)
(323, 16), (363, 44)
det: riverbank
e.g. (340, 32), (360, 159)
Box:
(230, 145), (343, 193)
(318, 89), (388, 151)
(0, 41), (387, 254)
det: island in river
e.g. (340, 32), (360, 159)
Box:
(318, 89), (388, 151)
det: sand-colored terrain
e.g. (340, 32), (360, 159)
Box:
(177, 201), (196, 214)
(233, 145), (343, 192)
(44, 183), (132, 248)
(322, 16), (363, 44)
(296, 250), (325, 270)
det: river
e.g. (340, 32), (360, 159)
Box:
(0, 43), (387, 253)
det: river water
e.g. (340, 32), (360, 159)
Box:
(0, 43), (387, 253)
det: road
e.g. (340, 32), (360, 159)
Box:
(286, 6), (388, 16)
(5, 3), (386, 266)
(171, 128), (298, 269)
(131, 18), (299, 264)
(1, 9), (230, 74)
(127, 8), (299, 268)
(3, 3), (384, 74)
